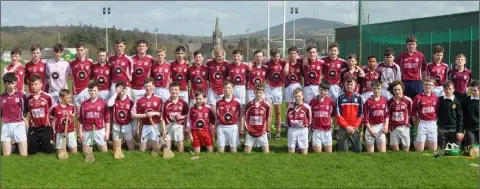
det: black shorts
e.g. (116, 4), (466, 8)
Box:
(437, 129), (461, 149)
(27, 126), (54, 154)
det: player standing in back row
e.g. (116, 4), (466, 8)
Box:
(25, 44), (47, 95)
(448, 54), (472, 102)
(45, 44), (71, 103)
(151, 48), (171, 102)
(187, 50), (209, 106)
(425, 46), (449, 97)
(70, 42), (94, 115)
(283, 46), (303, 107)
(3, 48), (26, 93)
(109, 39), (134, 97)
(377, 48), (401, 100)
(321, 43), (347, 101)
(206, 46), (229, 112)
(131, 40), (154, 101)
(264, 49), (285, 140)
(395, 35), (427, 99)
(170, 46), (190, 103)
(246, 49), (267, 103)
(302, 45), (324, 104)
(91, 48), (111, 101)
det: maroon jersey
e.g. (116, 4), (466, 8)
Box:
(131, 55), (154, 90)
(341, 69), (361, 93)
(112, 96), (134, 125)
(0, 92), (27, 123)
(151, 62), (171, 88)
(426, 62), (449, 86)
(245, 100), (271, 137)
(27, 92), (55, 127)
(361, 68), (381, 93)
(206, 60), (228, 95)
(227, 62), (248, 86)
(412, 92), (439, 121)
(303, 59), (324, 86)
(265, 60), (285, 87)
(187, 104), (216, 131)
(109, 53), (134, 87)
(247, 65), (268, 90)
(448, 67), (472, 94)
(216, 97), (242, 125)
(79, 99), (110, 131)
(170, 60), (189, 90)
(132, 95), (163, 125)
(309, 96), (335, 131)
(321, 57), (347, 85)
(285, 59), (303, 87)
(162, 98), (189, 125)
(91, 63), (111, 91)
(25, 60), (47, 92)
(285, 103), (312, 128)
(363, 96), (389, 125)
(69, 58), (93, 95)
(4, 64), (26, 92)
(187, 64), (209, 99)
(50, 104), (75, 133)
(395, 51), (427, 81)
(388, 96), (413, 129)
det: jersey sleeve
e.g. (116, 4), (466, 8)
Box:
(131, 100), (139, 115)
(411, 96), (419, 118)
(335, 97), (348, 129)
(103, 103), (110, 123)
(363, 101), (370, 124)
(182, 101), (189, 116)
(208, 106), (216, 127)
(421, 54), (427, 72)
(78, 103), (84, 124)
(353, 96), (364, 127)
(186, 109), (192, 129)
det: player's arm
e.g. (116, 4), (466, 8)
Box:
(283, 59), (290, 75)
(49, 107), (56, 133)
(421, 55), (427, 79)
(8, 61), (22, 73)
(238, 103), (245, 134)
(131, 101), (149, 119)
(78, 105), (84, 139)
(66, 63), (73, 80)
(363, 101), (371, 129)
(334, 98), (349, 129)
(353, 97), (364, 128)
(456, 101), (464, 138)
(103, 104), (111, 140)
(215, 102), (220, 128)
(357, 66), (366, 77)
(127, 56), (134, 82)
(410, 96), (419, 125)
(266, 102), (272, 133)
(383, 102), (390, 133)
(181, 102), (189, 128)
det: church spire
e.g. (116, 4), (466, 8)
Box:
(215, 10), (221, 35)
(213, 10), (222, 46)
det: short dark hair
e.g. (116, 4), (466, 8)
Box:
(328, 43), (339, 50)
(169, 81), (180, 88)
(175, 46), (186, 53)
(115, 39), (125, 45)
(254, 84), (265, 92)
(406, 35), (417, 44)
(223, 80), (234, 87)
(388, 80), (405, 95)
(371, 80), (382, 88)
(306, 45), (317, 52)
(144, 77), (155, 85)
(469, 80), (479, 88)
(136, 39), (147, 46)
(29, 74), (42, 83)
(253, 49), (264, 56)
(443, 80), (454, 88)
(10, 47), (22, 56)
(344, 76), (357, 84)
(88, 81), (99, 89)
(319, 81), (330, 90)
(232, 49), (243, 55)
(347, 53), (357, 60)
(75, 42), (85, 48)
(194, 89), (206, 97)
(434, 46), (444, 54)
(287, 46), (298, 53)
(97, 48), (107, 54)
(193, 50), (203, 57)
(384, 48), (395, 56)
(116, 80), (126, 88)
(59, 89), (71, 98)
(269, 48), (280, 57)
(367, 55), (377, 61)
(53, 44), (64, 53)
(30, 44), (42, 52)
(3, 72), (17, 83)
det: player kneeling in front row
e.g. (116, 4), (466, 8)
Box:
(244, 84), (271, 153)
(388, 81), (413, 152)
(412, 77), (439, 152)
(335, 77), (363, 152)
(309, 82), (335, 153)
(50, 89), (78, 156)
(187, 90), (216, 153)
(436, 81), (463, 149)
(286, 89), (312, 155)
(363, 81), (389, 153)
(216, 81), (243, 153)
(162, 82), (189, 152)
(78, 82), (110, 155)
(108, 81), (135, 154)
(1, 73), (28, 156)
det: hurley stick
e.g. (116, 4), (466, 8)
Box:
(58, 115), (69, 159)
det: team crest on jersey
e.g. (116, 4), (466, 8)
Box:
(202, 71), (206, 75)
(342, 99), (347, 103)
(39, 67), (44, 72)
(309, 72), (316, 78)
(98, 76), (106, 84)
(195, 77), (203, 84)
(121, 62), (125, 66)
(464, 75), (468, 80)
(153, 102), (157, 107)
(97, 107), (101, 111)
(115, 67), (122, 74)
(354, 98), (358, 103)
(144, 62), (148, 66)
(78, 71), (87, 79)
(176, 74), (184, 81)
(214, 72), (222, 79)
(41, 101), (46, 106)
(329, 70), (336, 77)
(452, 104), (456, 109)
(260, 110), (265, 114)
(234, 76), (242, 84)
(289, 74), (297, 80)
(195, 120), (205, 128)
(435, 75), (441, 82)
(401, 105), (405, 109)
(2, 99), (6, 104)
(415, 58), (419, 62)
(118, 110), (127, 118)
(15, 98), (19, 103)
(86, 66), (90, 70)
(19, 71), (23, 75)
(273, 72), (281, 80)
(404, 59), (408, 62)
(224, 113), (233, 121)
(326, 106), (329, 110)
(241, 69), (245, 73)
(254, 77), (262, 84)
(433, 101), (436, 106)
(156, 74), (163, 81)
(183, 69), (187, 72)
(136, 68), (144, 75)
(106, 70), (109, 74)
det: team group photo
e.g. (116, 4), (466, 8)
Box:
(1, 1), (479, 188)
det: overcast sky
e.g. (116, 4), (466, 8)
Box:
(1, 1), (478, 36)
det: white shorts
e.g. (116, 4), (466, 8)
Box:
(389, 126), (410, 146)
(265, 85), (283, 105)
(312, 129), (332, 147)
(415, 120), (437, 143)
(245, 132), (269, 147)
(303, 85), (319, 104)
(365, 123), (386, 145)
(381, 88), (393, 100)
(74, 88), (90, 106)
(207, 87), (223, 105)
(1, 122), (27, 143)
(285, 83), (302, 103)
(82, 129), (107, 146)
(361, 91), (373, 103)
(110, 84), (132, 100)
(98, 90), (110, 102)
(217, 124), (240, 147)
(433, 86), (444, 97)
(165, 124), (184, 142)
(287, 127), (309, 149)
(154, 87), (170, 102)
(233, 86), (246, 105)
(131, 89), (146, 102)
(112, 124), (133, 140)
(141, 124), (160, 143)
(247, 90), (255, 102)
(55, 132), (77, 149)
(328, 84), (343, 102)
(50, 91), (60, 104)
(179, 90), (189, 104)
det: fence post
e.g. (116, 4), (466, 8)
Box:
(430, 31), (433, 62)
(448, 29), (452, 68)
(378, 35), (381, 59)
(470, 27), (473, 69)
(401, 33), (404, 52)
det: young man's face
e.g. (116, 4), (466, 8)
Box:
(294, 92), (304, 104)
(254, 52), (264, 65)
(407, 42), (417, 52)
(5, 81), (16, 92)
(176, 50), (185, 60)
(368, 58), (377, 68)
(144, 82), (154, 94)
(443, 85), (454, 97)
(307, 48), (317, 59)
(31, 49), (42, 61)
(54, 50), (63, 60)
(319, 88), (328, 98)
(372, 85), (382, 96)
(393, 85), (404, 97)
(115, 43), (126, 54)
(232, 53), (242, 64)
(88, 87), (99, 98)
(271, 53), (280, 63)
(384, 54), (394, 63)
(423, 81), (434, 93)
(455, 56), (466, 66)
(136, 43), (148, 54)
(30, 80), (43, 93)
(195, 94), (205, 106)
(97, 52), (107, 63)
(254, 89), (264, 99)
(76, 47), (86, 58)
(61, 94), (72, 104)
(194, 54), (203, 65)
(344, 81), (355, 92)
(328, 47), (339, 59)
(288, 50), (298, 61)
(470, 86), (479, 98)
(117, 85), (126, 97)
(169, 86), (180, 97)
(156, 52), (166, 62)
(224, 84), (234, 97)
(433, 52), (443, 63)
(347, 58), (357, 67)
(11, 53), (21, 62)
(214, 51), (224, 63)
